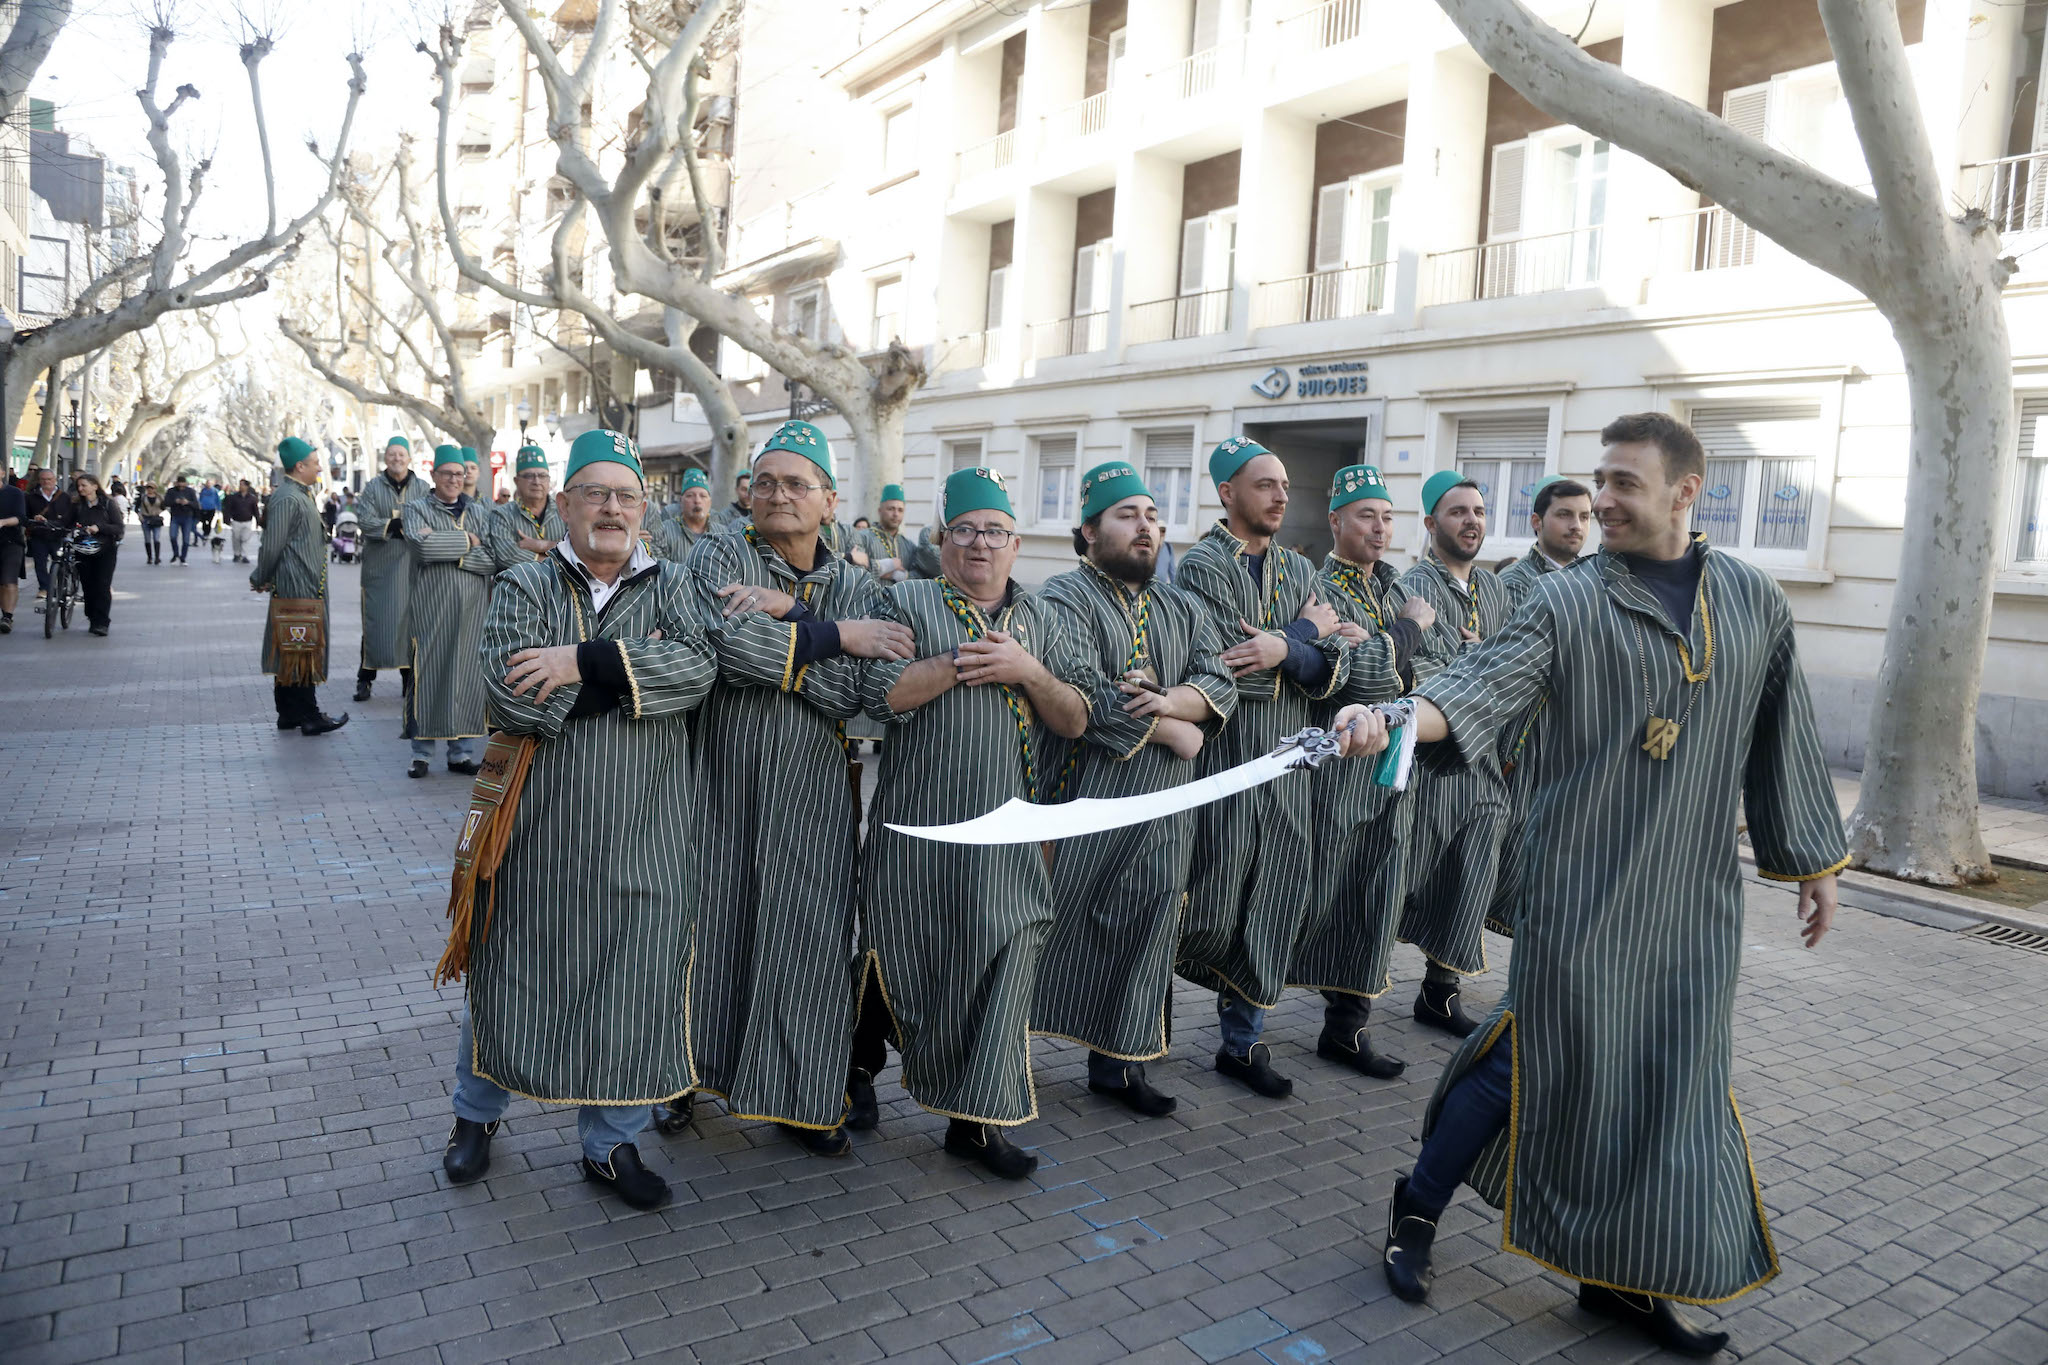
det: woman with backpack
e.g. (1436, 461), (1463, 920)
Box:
(136, 484), (167, 565)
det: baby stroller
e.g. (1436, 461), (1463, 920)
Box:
(330, 508), (362, 563)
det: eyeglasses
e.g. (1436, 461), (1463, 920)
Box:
(566, 484), (647, 510)
(945, 524), (1016, 548)
(750, 476), (827, 500)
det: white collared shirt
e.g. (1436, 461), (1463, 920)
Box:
(557, 537), (656, 615)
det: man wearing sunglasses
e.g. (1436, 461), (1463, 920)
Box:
(403, 446), (498, 779)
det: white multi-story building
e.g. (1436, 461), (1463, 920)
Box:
(717, 0), (2047, 798)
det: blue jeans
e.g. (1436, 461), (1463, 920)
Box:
(1216, 989), (1266, 1056)
(452, 1013), (650, 1161)
(170, 513), (196, 560)
(1407, 1038), (1514, 1214)
(414, 737), (478, 764)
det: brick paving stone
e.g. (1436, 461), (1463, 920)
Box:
(4, 544), (2046, 1365)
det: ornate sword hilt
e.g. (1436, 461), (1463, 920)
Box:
(1274, 727), (1341, 770)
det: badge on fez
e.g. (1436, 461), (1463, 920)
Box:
(981, 467), (1006, 490)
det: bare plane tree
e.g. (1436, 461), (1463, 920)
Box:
(0, 0), (75, 129)
(100, 315), (243, 478)
(1432, 0), (2009, 885)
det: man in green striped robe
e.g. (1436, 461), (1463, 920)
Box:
(252, 438), (348, 736)
(459, 446), (481, 500)
(855, 466), (1092, 1180)
(443, 428), (720, 1213)
(1174, 438), (1349, 1099)
(485, 445), (566, 571)
(1288, 465), (1440, 1078)
(847, 483), (918, 585)
(352, 437), (420, 703)
(1033, 463), (1235, 1118)
(649, 466), (716, 562)
(403, 447), (496, 779)
(683, 421), (915, 1156)
(1397, 471), (1513, 1037)
(1360, 414), (1846, 1356)
(713, 471), (753, 532)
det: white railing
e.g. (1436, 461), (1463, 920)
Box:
(1031, 312), (1109, 359)
(956, 128), (1016, 181)
(1043, 90), (1112, 147)
(934, 329), (1007, 373)
(1127, 290), (1230, 344)
(1651, 206), (1759, 273)
(1148, 43), (1243, 105)
(1275, 0), (1366, 59)
(729, 184), (833, 264)
(1254, 263), (1393, 327)
(1962, 151), (2048, 239)
(1425, 225), (1604, 304)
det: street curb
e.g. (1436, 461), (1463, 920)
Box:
(1739, 847), (2048, 936)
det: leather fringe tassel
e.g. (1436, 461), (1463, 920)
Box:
(433, 733), (536, 987)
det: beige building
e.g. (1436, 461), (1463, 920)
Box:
(713, 0), (2047, 798)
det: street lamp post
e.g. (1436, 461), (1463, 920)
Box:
(516, 397), (531, 445)
(65, 375), (81, 478)
(0, 315), (14, 478)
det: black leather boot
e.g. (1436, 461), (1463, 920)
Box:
(1383, 1175), (1439, 1303)
(943, 1119), (1038, 1180)
(779, 1122), (851, 1157)
(1215, 1042), (1293, 1098)
(844, 1068), (879, 1131)
(300, 711), (349, 737)
(1087, 1059), (1178, 1117)
(442, 1118), (497, 1184)
(653, 1094), (694, 1135)
(1317, 1023), (1407, 1079)
(581, 1143), (670, 1210)
(353, 678), (374, 702)
(1414, 981), (1479, 1038)
(1578, 1284), (1730, 1356)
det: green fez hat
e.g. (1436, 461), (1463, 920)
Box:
(880, 483), (906, 505)
(1330, 463), (1392, 511)
(515, 445), (548, 473)
(755, 419), (835, 488)
(1208, 435), (1270, 487)
(384, 434), (410, 452)
(943, 466), (1014, 523)
(432, 444), (465, 471)
(1422, 469), (1477, 517)
(1080, 461), (1151, 520)
(679, 467), (710, 493)
(564, 428), (643, 483)
(459, 446), (479, 466)
(277, 437), (317, 471)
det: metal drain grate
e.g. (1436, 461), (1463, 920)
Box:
(1960, 922), (2048, 955)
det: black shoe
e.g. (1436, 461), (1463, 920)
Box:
(89, 625), (107, 636)
(408, 759), (430, 779)
(353, 682), (373, 702)
(1088, 1063), (1178, 1118)
(442, 1118), (497, 1183)
(1415, 982), (1480, 1038)
(581, 1143), (670, 1210)
(844, 1069), (879, 1131)
(1318, 1025), (1407, 1080)
(1215, 1042), (1293, 1099)
(1578, 1284), (1730, 1357)
(277, 717), (300, 730)
(0, 615), (11, 634)
(300, 712), (349, 737)
(942, 1119), (1038, 1180)
(448, 759), (481, 776)
(653, 1094), (695, 1135)
(1384, 1175), (1439, 1303)
(779, 1123), (851, 1157)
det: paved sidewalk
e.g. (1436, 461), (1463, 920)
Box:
(3, 555), (2047, 1365)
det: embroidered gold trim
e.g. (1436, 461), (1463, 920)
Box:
(617, 641), (643, 719)
(1756, 852), (1851, 883)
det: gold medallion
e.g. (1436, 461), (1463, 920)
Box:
(1642, 715), (1681, 760)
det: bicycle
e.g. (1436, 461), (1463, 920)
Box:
(42, 530), (93, 638)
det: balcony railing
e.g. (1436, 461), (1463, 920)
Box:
(1127, 289), (1231, 343)
(1031, 311), (1108, 359)
(730, 184), (833, 263)
(1651, 206), (1759, 273)
(934, 329), (1007, 373)
(1962, 151), (2048, 238)
(1425, 225), (1604, 304)
(956, 128), (1016, 181)
(1148, 43), (1243, 105)
(1275, 0), (1366, 59)
(1043, 90), (1112, 147)
(1254, 262), (1392, 327)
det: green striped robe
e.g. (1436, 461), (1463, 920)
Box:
(849, 524), (918, 582)
(649, 515), (714, 563)
(1032, 561), (1236, 1060)
(712, 502), (752, 533)
(465, 554), (719, 1104)
(251, 479), (329, 681)
(1416, 545), (1847, 1303)
(1287, 555), (1442, 997)
(858, 579), (1095, 1124)
(1490, 546), (1573, 933)
(485, 498), (567, 572)
(1173, 522), (1350, 1007)
(402, 496), (496, 741)
(688, 528), (880, 1130)
(353, 471), (420, 671)
(1397, 553), (1513, 974)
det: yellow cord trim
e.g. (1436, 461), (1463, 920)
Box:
(687, 1085), (847, 1132)
(1755, 852), (1851, 883)
(778, 622), (798, 692)
(616, 641), (643, 719)
(468, 1026), (690, 1109)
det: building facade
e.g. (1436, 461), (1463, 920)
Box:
(713, 0), (2047, 798)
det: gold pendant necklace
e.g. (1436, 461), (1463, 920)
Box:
(1628, 570), (1714, 761)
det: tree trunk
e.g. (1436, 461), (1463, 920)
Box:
(845, 403), (908, 526)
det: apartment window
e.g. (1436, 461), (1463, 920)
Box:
(986, 265), (1008, 329)
(720, 294), (772, 381)
(881, 104), (917, 179)
(1074, 240), (1111, 316)
(1106, 28), (1127, 88)
(1687, 402), (1824, 554)
(1177, 211), (1235, 334)
(871, 275), (904, 350)
(1035, 434), (1078, 525)
(788, 284), (825, 342)
(1312, 172), (1397, 315)
(1452, 411), (1549, 532)
(2015, 397), (2048, 565)
(946, 438), (984, 473)
(1486, 130), (1608, 293)
(1142, 429), (1196, 527)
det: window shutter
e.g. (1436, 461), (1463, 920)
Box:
(1191, 0), (1220, 53)
(986, 266), (1009, 329)
(1037, 434), (1076, 469)
(2019, 397), (2048, 561)
(946, 438), (984, 472)
(1107, 28), (1127, 88)
(1722, 83), (1771, 142)
(1179, 217), (1208, 295)
(1453, 411), (1548, 522)
(1487, 142), (1525, 240)
(1142, 429), (1195, 467)
(1313, 182), (1350, 272)
(1073, 245), (1095, 315)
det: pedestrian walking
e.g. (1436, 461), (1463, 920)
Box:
(197, 479), (222, 537)
(402, 446), (494, 776)
(59, 473), (123, 636)
(251, 439), (348, 736)
(25, 467), (70, 605)
(222, 480), (260, 563)
(0, 475), (24, 633)
(136, 485), (166, 565)
(163, 476), (199, 564)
